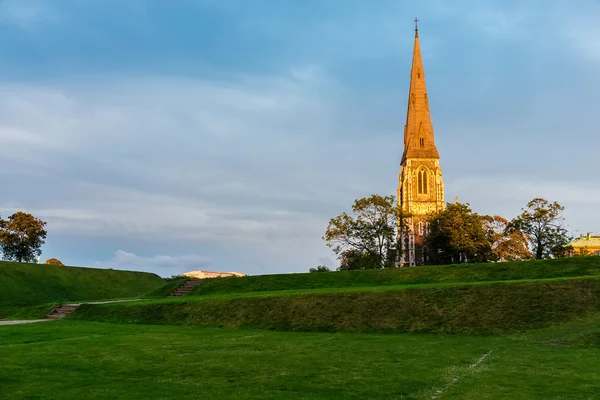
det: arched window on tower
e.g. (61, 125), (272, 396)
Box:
(418, 169), (428, 195)
(419, 137), (425, 148)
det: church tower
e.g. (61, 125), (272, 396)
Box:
(398, 21), (445, 266)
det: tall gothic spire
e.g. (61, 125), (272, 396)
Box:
(401, 23), (440, 163)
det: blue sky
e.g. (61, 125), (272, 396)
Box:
(1, 0), (599, 277)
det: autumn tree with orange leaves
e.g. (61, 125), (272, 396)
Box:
(482, 215), (532, 262)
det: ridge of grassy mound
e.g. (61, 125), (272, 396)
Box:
(71, 277), (600, 334)
(186, 257), (600, 296)
(0, 260), (165, 306)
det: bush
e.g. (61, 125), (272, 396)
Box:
(164, 275), (185, 282)
(309, 266), (331, 273)
(44, 258), (64, 266)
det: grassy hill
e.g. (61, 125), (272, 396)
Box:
(71, 275), (600, 334)
(4, 258), (600, 399)
(0, 260), (165, 306)
(186, 257), (600, 296)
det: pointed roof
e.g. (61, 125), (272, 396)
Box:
(401, 24), (440, 163)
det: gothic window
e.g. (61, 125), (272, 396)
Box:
(417, 169), (428, 194)
(419, 137), (425, 148)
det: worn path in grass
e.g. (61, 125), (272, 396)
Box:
(0, 319), (51, 326)
(0, 299), (144, 325)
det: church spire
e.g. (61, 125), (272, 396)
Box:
(397, 20), (445, 267)
(414, 17), (419, 37)
(401, 21), (440, 163)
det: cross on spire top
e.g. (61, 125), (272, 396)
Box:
(414, 17), (419, 31)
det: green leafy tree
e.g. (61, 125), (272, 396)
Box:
(426, 202), (493, 264)
(510, 198), (572, 259)
(0, 212), (48, 262)
(336, 249), (382, 270)
(309, 265), (331, 273)
(44, 258), (64, 266)
(482, 215), (532, 261)
(323, 194), (403, 269)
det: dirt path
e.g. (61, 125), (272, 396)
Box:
(0, 298), (145, 326)
(0, 319), (52, 326)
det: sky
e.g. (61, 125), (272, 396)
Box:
(1, 0), (599, 277)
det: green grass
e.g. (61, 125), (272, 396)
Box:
(186, 257), (600, 296)
(0, 260), (165, 306)
(0, 303), (57, 320)
(3, 258), (600, 398)
(0, 319), (598, 399)
(70, 277), (600, 334)
(142, 277), (188, 298)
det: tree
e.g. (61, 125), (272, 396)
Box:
(309, 265), (331, 273)
(511, 198), (572, 259)
(337, 249), (382, 270)
(426, 202), (493, 264)
(0, 212), (47, 262)
(482, 215), (532, 261)
(44, 258), (64, 266)
(323, 194), (403, 269)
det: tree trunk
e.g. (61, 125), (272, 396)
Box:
(536, 238), (543, 259)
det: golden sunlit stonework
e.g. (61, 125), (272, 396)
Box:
(397, 23), (445, 266)
(568, 233), (600, 256)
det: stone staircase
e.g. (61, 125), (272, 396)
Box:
(46, 304), (80, 320)
(168, 279), (201, 297)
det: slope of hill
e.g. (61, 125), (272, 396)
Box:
(0, 260), (165, 306)
(71, 276), (600, 334)
(186, 257), (600, 296)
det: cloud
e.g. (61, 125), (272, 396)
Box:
(448, 176), (600, 234)
(1, 0), (600, 275)
(0, 0), (59, 29)
(565, 22), (600, 63)
(318, 257), (335, 268)
(0, 72), (376, 257)
(95, 250), (211, 276)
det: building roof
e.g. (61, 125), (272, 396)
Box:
(401, 26), (440, 164)
(183, 270), (246, 278)
(568, 233), (600, 248)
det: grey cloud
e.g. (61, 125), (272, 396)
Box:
(447, 176), (600, 235)
(0, 73), (371, 268)
(95, 250), (211, 276)
(2, 0), (600, 275)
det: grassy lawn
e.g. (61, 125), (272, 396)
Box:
(0, 319), (599, 399)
